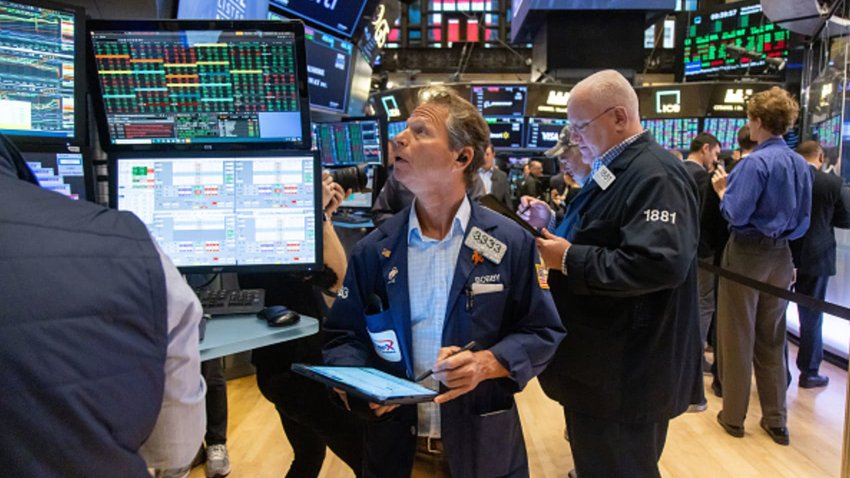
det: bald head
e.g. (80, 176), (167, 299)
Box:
(568, 70), (643, 159)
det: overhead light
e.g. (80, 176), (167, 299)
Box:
(765, 57), (787, 72)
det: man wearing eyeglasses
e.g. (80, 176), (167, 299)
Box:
(533, 70), (701, 478)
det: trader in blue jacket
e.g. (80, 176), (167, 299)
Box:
(323, 86), (564, 478)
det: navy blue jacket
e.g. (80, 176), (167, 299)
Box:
(791, 167), (850, 277)
(324, 200), (564, 478)
(0, 136), (168, 477)
(538, 133), (702, 424)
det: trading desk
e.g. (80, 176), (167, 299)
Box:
(200, 314), (319, 361)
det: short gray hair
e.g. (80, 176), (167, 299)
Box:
(417, 86), (489, 188)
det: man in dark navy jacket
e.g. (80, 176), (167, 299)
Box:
(0, 135), (205, 477)
(790, 140), (850, 388)
(324, 87), (564, 478)
(534, 70), (701, 478)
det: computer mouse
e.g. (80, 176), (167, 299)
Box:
(258, 306), (300, 327)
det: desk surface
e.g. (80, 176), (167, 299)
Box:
(200, 314), (319, 361)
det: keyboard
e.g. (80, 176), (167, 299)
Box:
(195, 288), (265, 316)
(332, 213), (372, 224)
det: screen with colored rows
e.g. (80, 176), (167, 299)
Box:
(89, 22), (309, 149)
(703, 117), (748, 150)
(641, 118), (700, 150)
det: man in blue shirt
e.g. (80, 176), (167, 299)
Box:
(711, 86), (812, 446)
(323, 86), (564, 478)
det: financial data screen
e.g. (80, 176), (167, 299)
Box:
(526, 117), (568, 149)
(486, 116), (525, 148)
(303, 25), (352, 113)
(24, 151), (88, 200)
(115, 155), (318, 268)
(682, 3), (790, 78)
(641, 118), (700, 150)
(387, 120), (406, 140)
(315, 119), (383, 166)
(0, 0), (78, 139)
(703, 117), (748, 150)
(90, 27), (305, 146)
(269, 0), (367, 38)
(471, 86), (527, 117)
(814, 115), (842, 151)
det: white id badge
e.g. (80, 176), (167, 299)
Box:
(368, 329), (402, 362)
(470, 283), (504, 295)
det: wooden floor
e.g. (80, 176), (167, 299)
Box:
(189, 345), (846, 478)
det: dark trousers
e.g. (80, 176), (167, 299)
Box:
(565, 410), (669, 478)
(202, 358), (228, 445)
(795, 274), (830, 376)
(257, 371), (364, 478)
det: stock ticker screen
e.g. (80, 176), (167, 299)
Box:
(526, 117), (568, 150)
(314, 119), (383, 167)
(681, 2), (791, 79)
(703, 117), (748, 150)
(486, 117), (525, 148)
(813, 115), (842, 151)
(24, 151), (88, 200)
(90, 27), (306, 146)
(115, 154), (318, 269)
(471, 86), (527, 117)
(641, 118), (700, 150)
(0, 0), (78, 139)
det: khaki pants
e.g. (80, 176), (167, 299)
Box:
(716, 234), (793, 428)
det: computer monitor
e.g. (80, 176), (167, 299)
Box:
(702, 117), (748, 150)
(471, 85), (527, 117)
(269, 0), (367, 39)
(0, 0), (85, 147)
(387, 120), (406, 140)
(641, 118), (700, 150)
(87, 20), (311, 152)
(678, 1), (791, 80)
(526, 117), (568, 150)
(315, 117), (386, 210)
(23, 149), (93, 201)
(813, 115), (842, 151)
(111, 151), (322, 273)
(486, 117), (525, 148)
(268, 12), (354, 113)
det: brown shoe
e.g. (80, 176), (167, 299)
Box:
(716, 411), (744, 438)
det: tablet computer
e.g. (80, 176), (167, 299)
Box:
(291, 363), (438, 405)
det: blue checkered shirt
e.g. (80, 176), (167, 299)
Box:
(407, 196), (471, 438)
(588, 130), (648, 181)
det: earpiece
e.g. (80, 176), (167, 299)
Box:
(456, 154), (468, 163)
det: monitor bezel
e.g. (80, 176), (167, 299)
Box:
(87, 19), (312, 154)
(0, 0), (86, 149)
(108, 149), (324, 274)
(20, 144), (95, 203)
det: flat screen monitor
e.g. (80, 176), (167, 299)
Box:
(526, 117), (568, 150)
(471, 85), (527, 117)
(0, 0), (85, 147)
(641, 118), (700, 150)
(314, 117), (384, 167)
(268, 12), (353, 113)
(486, 117), (525, 148)
(88, 20), (311, 152)
(813, 115), (842, 151)
(679, 1), (791, 80)
(177, 0), (270, 20)
(111, 151), (322, 273)
(23, 150), (92, 201)
(703, 117), (748, 150)
(269, 0), (367, 39)
(387, 120), (406, 140)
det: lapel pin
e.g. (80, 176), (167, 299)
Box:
(381, 248), (391, 258)
(472, 250), (485, 265)
(388, 266), (399, 284)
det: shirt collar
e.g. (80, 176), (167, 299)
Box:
(478, 167), (494, 174)
(408, 195), (471, 243)
(596, 130), (647, 167)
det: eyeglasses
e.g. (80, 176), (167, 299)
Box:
(569, 105), (618, 135)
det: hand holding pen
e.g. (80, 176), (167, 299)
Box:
(421, 341), (512, 405)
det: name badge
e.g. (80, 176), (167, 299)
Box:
(593, 165), (616, 190)
(470, 283), (504, 295)
(368, 329), (402, 362)
(464, 226), (507, 265)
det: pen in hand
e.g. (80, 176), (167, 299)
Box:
(414, 341), (477, 382)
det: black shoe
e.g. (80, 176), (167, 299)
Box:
(568, 469), (578, 478)
(716, 411), (744, 438)
(711, 379), (722, 398)
(760, 418), (790, 445)
(799, 374), (829, 389)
